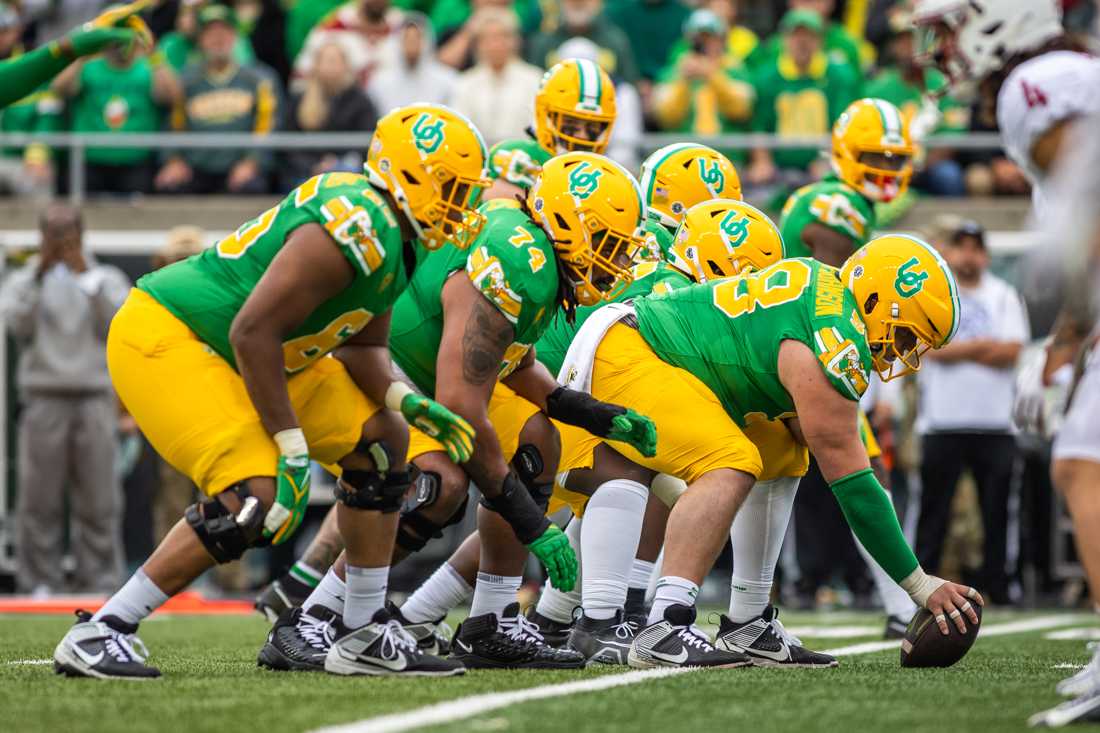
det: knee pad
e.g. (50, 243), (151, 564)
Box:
(335, 468), (412, 512)
(511, 443), (545, 485)
(185, 485), (266, 564)
(396, 470), (469, 552)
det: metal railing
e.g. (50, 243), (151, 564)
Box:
(0, 131), (1008, 205)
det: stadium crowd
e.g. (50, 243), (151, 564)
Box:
(0, 0), (1097, 616)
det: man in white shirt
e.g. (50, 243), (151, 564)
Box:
(915, 220), (1029, 605)
(450, 8), (543, 144)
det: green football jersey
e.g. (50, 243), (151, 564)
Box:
(636, 258), (873, 425)
(536, 260), (692, 378)
(779, 176), (876, 260)
(139, 172), (411, 373)
(487, 137), (552, 190)
(391, 199), (559, 396)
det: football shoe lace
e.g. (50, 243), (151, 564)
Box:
(500, 613), (546, 646)
(298, 613), (337, 651)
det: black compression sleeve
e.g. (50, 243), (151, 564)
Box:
(481, 472), (551, 544)
(545, 386), (625, 438)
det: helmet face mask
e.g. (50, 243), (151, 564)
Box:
(547, 110), (613, 153)
(868, 321), (933, 381)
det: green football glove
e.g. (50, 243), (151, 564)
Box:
(607, 408), (658, 458)
(263, 429), (311, 545)
(388, 382), (475, 463)
(67, 0), (153, 57)
(527, 524), (577, 592)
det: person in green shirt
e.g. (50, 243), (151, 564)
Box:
(745, 8), (861, 189)
(651, 9), (755, 164)
(52, 43), (179, 194)
(605, 0), (689, 82)
(52, 103), (489, 681)
(0, 0), (153, 110)
(747, 0), (864, 74)
(156, 0), (256, 73)
(526, 0), (640, 84)
(863, 7), (969, 196)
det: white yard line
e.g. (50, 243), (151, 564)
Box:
(308, 614), (1088, 733)
(6, 659), (53, 665)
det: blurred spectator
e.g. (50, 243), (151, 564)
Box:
(962, 111), (1032, 197)
(0, 203), (130, 594)
(605, 0), (689, 83)
(284, 41), (377, 188)
(237, 0), (291, 86)
(155, 3), (281, 195)
(451, 8), (542, 144)
(652, 9), (754, 163)
(557, 37), (642, 169)
(669, 0), (758, 65)
(746, 9), (860, 188)
(158, 0), (257, 73)
(21, 0), (99, 47)
(435, 0), (540, 70)
(52, 40), (180, 195)
(369, 12), (454, 114)
(863, 5), (968, 196)
(285, 0), (344, 64)
(748, 0), (862, 72)
(526, 0), (639, 84)
(915, 219), (1029, 604)
(0, 3), (59, 197)
(294, 0), (403, 89)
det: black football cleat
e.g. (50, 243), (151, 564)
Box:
(714, 606), (837, 668)
(255, 574), (313, 623)
(325, 608), (464, 677)
(524, 606), (574, 648)
(257, 605), (338, 672)
(628, 604), (751, 669)
(567, 611), (638, 665)
(451, 603), (585, 669)
(388, 601), (453, 656)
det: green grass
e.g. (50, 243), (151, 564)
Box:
(1, 611), (1093, 733)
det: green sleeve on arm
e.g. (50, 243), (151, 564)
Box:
(830, 468), (918, 582)
(0, 44), (70, 109)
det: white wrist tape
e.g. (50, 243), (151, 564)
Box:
(385, 381), (414, 412)
(900, 567), (946, 608)
(273, 428), (307, 458)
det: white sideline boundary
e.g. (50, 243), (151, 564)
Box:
(308, 614), (1088, 733)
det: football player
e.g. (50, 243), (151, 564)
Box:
(484, 57), (617, 200)
(393, 145), (746, 651)
(552, 235), (982, 668)
(261, 152), (657, 672)
(779, 97), (922, 638)
(252, 56), (619, 622)
(912, 0), (1100, 723)
(52, 104), (489, 679)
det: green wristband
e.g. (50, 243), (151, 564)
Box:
(830, 468), (918, 583)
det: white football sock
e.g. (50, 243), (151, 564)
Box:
(92, 568), (169, 625)
(402, 562), (473, 623)
(535, 517), (582, 624)
(302, 567), (346, 617)
(854, 515), (918, 619)
(629, 559), (655, 590)
(581, 479), (648, 620)
(728, 476), (798, 621)
(649, 576), (699, 624)
(344, 565), (388, 629)
(468, 572), (521, 619)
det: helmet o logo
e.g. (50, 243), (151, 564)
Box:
(568, 162), (603, 200)
(894, 256), (929, 298)
(719, 210), (750, 249)
(412, 113), (446, 155)
(698, 159), (725, 196)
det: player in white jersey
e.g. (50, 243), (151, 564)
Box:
(914, 0), (1100, 725)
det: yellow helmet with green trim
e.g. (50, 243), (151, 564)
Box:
(832, 98), (915, 203)
(669, 199), (783, 282)
(840, 234), (959, 381)
(640, 143), (742, 229)
(534, 58), (617, 155)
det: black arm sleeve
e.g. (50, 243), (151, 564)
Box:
(545, 386), (625, 438)
(480, 472), (551, 545)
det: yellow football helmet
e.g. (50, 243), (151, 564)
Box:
(832, 98), (915, 203)
(669, 199), (784, 282)
(840, 234), (959, 381)
(640, 143), (743, 229)
(365, 103), (491, 251)
(534, 58), (617, 155)
(527, 152), (646, 306)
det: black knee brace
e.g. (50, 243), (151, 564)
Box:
(477, 444), (553, 511)
(185, 485), (266, 564)
(334, 468), (412, 512)
(396, 470), (469, 552)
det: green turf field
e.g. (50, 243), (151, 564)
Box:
(1, 610), (1094, 733)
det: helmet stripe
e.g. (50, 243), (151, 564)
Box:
(639, 142), (719, 207)
(575, 58), (602, 111)
(872, 98), (904, 144)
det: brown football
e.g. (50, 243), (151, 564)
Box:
(900, 604), (982, 668)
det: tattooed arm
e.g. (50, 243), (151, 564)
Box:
(435, 273), (514, 495)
